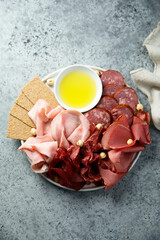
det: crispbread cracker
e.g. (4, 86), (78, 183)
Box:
(21, 76), (59, 108)
(10, 104), (35, 128)
(16, 92), (34, 111)
(7, 115), (32, 140)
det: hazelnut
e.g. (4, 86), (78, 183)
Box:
(30, 128), (37, 136)
(100, 152), (107, 159)
(136, 103), (143, 111)
(127, 139), (133, 145)
(47, 78), (54, 86)
(95, 69), (101, 76)
(76, 140), (83, 147)
(96, 123), (103, 130)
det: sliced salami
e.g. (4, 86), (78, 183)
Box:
(103, 84), (122, 96)
(84, 108), (111, 129)
(111, 104), (134, 125)
(96, 96), (118, 112)
(101, 70), (126, 87)
(114, 87), (138, 112)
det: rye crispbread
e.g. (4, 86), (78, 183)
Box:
(7, 115), (33, 140)
(15, 92), (34, 111)
(10, 103), (35, 128)
(21, 76), (59, 109)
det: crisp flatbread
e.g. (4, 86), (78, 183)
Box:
(15, 92), (34, 111)
(21, 76), (59, 109)
(7, 115), (32, 140)
(10, 103), (35, 128)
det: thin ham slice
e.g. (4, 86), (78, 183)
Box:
(19, 135), (53, 150)
(102, 114), (135, 150)
(99, 167), (125, 190)
(32, 142), (58, 162)
(122, 144), (145, 153)
(19, 135), (58, 172)
(108, 150), (135, 173)
(28, 99), (64, 136)
(131, 116), (151, 145)
(22, 149), (49, 173)
(51, 110), (90, 148)
(136, 110), (150, 124)
(101, 122), (117, 150)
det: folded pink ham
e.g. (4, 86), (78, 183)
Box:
(51, 110), (90, 148)
(19, 135), (57, 173)
(20, 99), (91, 173)
(28, 99), (64, 136)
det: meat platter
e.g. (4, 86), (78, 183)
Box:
(19, 65), (150, 191)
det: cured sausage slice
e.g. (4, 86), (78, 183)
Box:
(111, 104), (134, 125)
(84, 108), (111, 129)
(103, 84), (122, 96)
(101, 70), (126, 87)
(114, 87), (138, 112)
(96, 96), (118, 112)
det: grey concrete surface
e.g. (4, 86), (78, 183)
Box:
(0, 0), (160, 239)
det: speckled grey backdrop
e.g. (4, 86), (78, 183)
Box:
(0, 0), (160, 240)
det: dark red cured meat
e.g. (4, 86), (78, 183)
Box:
(86, 126), (103, 152)
(101, 114), (135, 150)
(103, 84), (123, 96)
(84, 108), (111, 129)
(96, 96), (118, 112)
(81, 154), (102, 184)
(108, 149), (135, 173)
(111, 104), (134, 125)
(99, 167), (125, 190)
(114, 87), (138, 112)
(136, 110), (150, 124)
(101, 70), (126, 87)
(131, 116), (151, 145)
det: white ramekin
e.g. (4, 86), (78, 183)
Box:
(54, 64), (102, 112)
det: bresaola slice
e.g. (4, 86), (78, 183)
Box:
(84, 108), (111, 129)
(100, 70), (126, 87)
(96, 96), (118, 112)
(114, 87), (138, 112)
(111, 104), (134, 125)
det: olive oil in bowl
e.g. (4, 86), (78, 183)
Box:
(55, 65), (102, 112)
(59, 71), (97, 108)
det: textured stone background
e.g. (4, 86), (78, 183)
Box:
(0, 0), (160, 239)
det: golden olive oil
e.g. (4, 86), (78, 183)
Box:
(59, 71), (97, 108)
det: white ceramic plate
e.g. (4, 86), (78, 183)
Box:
(22, 65), (141, 191)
